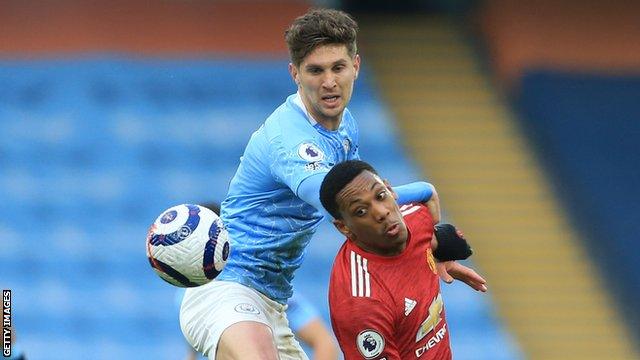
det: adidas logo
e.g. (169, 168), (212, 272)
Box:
(404, 297), (417, 316)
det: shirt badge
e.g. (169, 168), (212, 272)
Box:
(357, 329), (385, 359)
(343, 138), (351, 154)
(298, 143), (325, 162)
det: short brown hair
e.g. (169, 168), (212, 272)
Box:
(285, 8), (358, 67)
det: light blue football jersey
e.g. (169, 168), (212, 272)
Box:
(218, 93), (360, 303)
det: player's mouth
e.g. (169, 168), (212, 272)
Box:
(384, 222), (400, 238)
(321, 94), (341, 108)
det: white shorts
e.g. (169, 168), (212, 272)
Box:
(179, 280), (309, 360)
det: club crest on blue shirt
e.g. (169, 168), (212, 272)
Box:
(343, 138), (351, 154)
(298, 143), (325, 162)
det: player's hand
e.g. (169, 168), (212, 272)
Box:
(436, 261), (487, 292)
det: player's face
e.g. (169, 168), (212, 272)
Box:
(289, 44), (360, 129)
(333, 171), (409, 256)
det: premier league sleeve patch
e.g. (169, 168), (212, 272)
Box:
(357, 329), (385, 359)
(298, 142), (325, 162)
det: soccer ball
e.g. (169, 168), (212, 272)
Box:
(146, 204), (230, 287)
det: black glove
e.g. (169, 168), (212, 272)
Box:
(433, 223), (473, 261)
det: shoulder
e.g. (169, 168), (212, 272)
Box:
(329, 244), (391, 307)
(341, 107), (358, 132)
(329, 241), (352, 282)
(329, 243), (366, 297)
(342, 107), (355, 122)
(400, 203), (435, 247)
(262, 94), (313, 146)
(400, 203), (434, 228)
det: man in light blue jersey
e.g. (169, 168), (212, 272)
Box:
(180, 8), (476, 360)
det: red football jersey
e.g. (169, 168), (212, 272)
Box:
(329, 203), (452, 360)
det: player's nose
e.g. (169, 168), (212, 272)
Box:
(321, 73), (337, 88)
(371, 202), (389, 222)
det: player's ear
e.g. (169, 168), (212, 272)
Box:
(383, 179), (398, 200)
(288, 63), (300, 86)
(353, 54), (361, 79)
(333, 219), (353, 238)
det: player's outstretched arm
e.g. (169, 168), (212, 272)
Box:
(298, 173), (335, 219)
(394, 182), (440, 224)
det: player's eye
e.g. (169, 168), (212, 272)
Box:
(333, 64), (345, 72)
(354, 208), (367, 217)
(376, 190), (387, 200)
(308, 67), (322, 75)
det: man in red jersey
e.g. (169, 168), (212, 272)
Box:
(319, 160), (487, 360)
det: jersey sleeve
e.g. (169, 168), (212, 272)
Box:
(331, 297), (401, 360)
(268, 136), (331, 197)
(394, 181), (434, 205)
(297, 173), (333, 218)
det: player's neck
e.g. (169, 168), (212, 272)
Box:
(307, 107), (342, 131)
(316, 117), (341, 131)
(296, 92), (342, 131)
